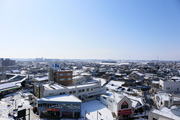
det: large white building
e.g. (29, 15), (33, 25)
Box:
(159, 79), (180, 93)
(34, 80), (105, 101)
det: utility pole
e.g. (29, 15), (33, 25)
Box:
(29, 108), (30, 120)
(85, 110), (87, 120)
(97, 111), (98, 120)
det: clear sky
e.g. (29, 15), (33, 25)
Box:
(0, 0), (180, 60)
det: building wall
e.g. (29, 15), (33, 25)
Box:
(100, 96), (117, 113)
(100, 95), (133, 119)
(38, 101), (81, 119)
(72, 75), (91, 85)
(42, 83), (103, 101)
(160, 80), (180, 92)
(49, 69), (73, 86)
(57, 71), (73, 86)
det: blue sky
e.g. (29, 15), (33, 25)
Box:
(0, 0), (180, 60)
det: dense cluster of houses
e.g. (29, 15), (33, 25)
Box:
(1, 59), (180, 120)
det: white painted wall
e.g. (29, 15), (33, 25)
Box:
(160, 80), (180, 92)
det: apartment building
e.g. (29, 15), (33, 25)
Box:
(49, 68), (73, 86)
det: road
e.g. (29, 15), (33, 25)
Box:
(144, 91), (153, 110)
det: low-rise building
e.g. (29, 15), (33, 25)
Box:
(38, 94), (81, 119)
(100, 92), (133, 119)
(148, 106), (180, 120)
(34, 80), (105, 101)
(154, 92), (180, 109)
(159, 79), (180, 93)
(49, 68), (73, 86)
(0, 82), (21, 96)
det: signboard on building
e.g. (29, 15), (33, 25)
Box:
(46, 108), (60, 111)
(118, 109), (132, 115)
(36, 86), (40, 98)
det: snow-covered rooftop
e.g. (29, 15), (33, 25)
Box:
(38, 94), (82, 103)
(152, 81), (160, 84)
(67, 83), (97, 89)
(93, 77), (106, 86)
(0, 82), (20, 91)
(34, 76), (48, 82)
(157, 93), (170, 101)
(43, 84), (65, 90)
(151, 106), (180, 120)
(104, 80), (125, 90)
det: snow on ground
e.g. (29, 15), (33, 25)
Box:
(81, 100), (115, 120)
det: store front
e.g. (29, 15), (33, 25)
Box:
(38, 94), (82, 119)
(118, 101), (133, 119)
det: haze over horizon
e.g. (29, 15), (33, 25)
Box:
(0, 0), (180, 60)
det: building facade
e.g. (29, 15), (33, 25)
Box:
(49, 68), (73, 86)
(34, 81), (105, 101)
(38, 94), (81, 119)
(100, 92), (133, 119)
(159, 79), (180, 93)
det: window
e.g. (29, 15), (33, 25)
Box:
(67, 73), (72, 76)
(74, 112), (80, 118)
(60, 73), (64, 76)
(121, 104), (128, 109)
(43, 103), (46, 107)
(103, 97), (106, 99)
(67, 78), (71, 80)
(121, 101), (128, 109)
(82, 89), (85, 92)
(60, 78), (65, 81)
(38, 103), (42, 107)
(91, 88), (93, 91)
(63, 92), (65, 94)
(166, 87), (170, 90)
(177, 88), (179, 90)
(73, 91), (76, 93)
(69, 91), (72, 94)
(49, 104), (52, 107)
(79, 90), (81, 93)
(87, 88), (89, 91)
